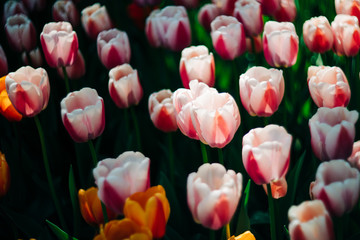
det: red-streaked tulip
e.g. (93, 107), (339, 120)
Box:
(229, 231), (256, 240)
(145, 6), (191, 51)
(233, 0), (263, 37)
(97, 29), (131, 69)
(245, 35), (263, 53)
(257, 0), (280, 15)
(335, 0), (360, 23)
(348, 140), (360, 169)
(60, 87), (105, 143)
(198, 4), (221, 31)
(93, 151), (150, 214)
(22, 0), (46, 12)
(307, 66), (350, 108)
(179, 45), (215, 88)
(21, 47), (43, 67)
(331, 14), (360, 56)
(303, 16), (334, 53)
(242, 124), (292, 185)
(5, 14), (36, 52)
(273, 0), (297, 22)
(81, 3), (114, 39)
(311, 159), (360, 216)
(0, 76), (22, 121)
(148, 89), (178, 132)
(262, 177), (287, 199)
(5, 66), (50, 117)
(212, 0), (237, 15)
(0, 45), (8, 77)
(52, 0), (80, 27)
(239, 66), (284, 117)
(0, 152), (10, 198)
(288, 200), (335, 240)
(3, 1), (27, 24)
(57, 50), (85, 80)
(187, 163), (242, 230)
(40, 21), (79, 68)
(309, 107), (358, 161)
(108, 64), (143, 109)
(211, 15), (246, 60)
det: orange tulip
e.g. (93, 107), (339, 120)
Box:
(228, 231), (256, 240)
(123, 185), (170, 238)
(0, 152), (10, 198)
(0, 76), (22, 121)
(78, 187), (117, 226)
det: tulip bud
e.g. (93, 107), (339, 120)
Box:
(233, 0), (263, 36)
(21, 48), (43, 67)
(81, 3), (114, 39)
(262, 177), (287, 199)
(212, 0), (237, 15)
(198, 4), (221, 31)
(0, 76), (22, 122)
(3, 1), (27, 24)
(348, 140), (360, 170)
(57, 50), (85, 80)
(52, 0), (80, 27)
(0, 152), (10, 198)
(303, 16), (334, 53)
(272, 0), (297, 22)
(335, 0), (360, 23)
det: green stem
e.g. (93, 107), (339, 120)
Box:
(200, 142), (208, 164)
(218, 148), (224, 165)
(267, 183), (277, 240)
(62, 66), (70, 94)
(34, 116), (68, 232)
(167, 133), (175, 185)
(209, 229), (215, 240)
(101, 201), (109, 224)
(130, 107), (142, 151)
(226, 223), (231, 239)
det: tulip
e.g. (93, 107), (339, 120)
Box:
(0, 76), (22, 121)
(148, 89), (178, 132)
(0, 45), (8, 77)
(311, 159), (360, 216)
(40, 21), (79, 68)
(108, 64), (143, 109)
(187, 163), (243, 230)
(5, 66), (50, 118)
(273, 0), (297, 22)
(60, 87), (105, 143)
(246, 35), (263, 53)
(348, 140), (360, 170)
(335, 0), (360, 23)
(233, 0), (263, 37)
(288, 200), (335, 240)
(198, 4), (221, 31)
(78, 187), (117, 226)
(212, 0), (237, 15)
(52, 0), (80, 27)
(3, 1), (27, 24)
(239, 66), (284, 117)
(331, 14), (360, 56)
(5, 14), (37, 52)
(303, 16), (334, 53)
(22, 0), (46, 12)
(228, 231), (256, 240)
(145, 6), (191, 51)
(257, 0), (280, 15)
(97, 29), (131, 69)
(309, 107), (358, 161)
(81, 3), (114, 39)
(307, 66), (350, 108)
(0, 152), (11, 198)
(21, 47), (43, 67)
(124, 185), (170, 238)
(242, 124), (292, 185)
(211, 15), (246, 60)
(263, 21), (299, 67)
(179, 45), (215, 88)
(262, 177), (288, 199)
(57, 50), (85, 80)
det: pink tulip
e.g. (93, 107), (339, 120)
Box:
(187, 163), (242, 230)
(211, 15), (246, 60)
(331, 14), (360, 56)
(5, 66), (50, 117)
(179, 45), (215, 89)
(21, 47), (43, 67)
(40, 21), (79, 68)
(263, 21), (299, 67)
(242, 124), (292, 185)
(239, 66), (284, 117)
(335, 0), (360, 23)
(309, 107), (358, 161)
(233, 0), (263, 37)
(97, 29), (131, 69)
(311, 159), (360, 216)
(57, 50), (85, 80)
(3, 1), (27, 24)
(198, 4), (221, 31)
(245, 35), (263, 53)
(108, 64), (143, 109)
(307, 66), (350, 108)
(288, 200), (335, 240)
(303, 16), (334, 53)
(5, 14), (37, 53)
(81, 3), (113, 40)
(22, 0), (46, 12)
(52, 0), (80, 27)
(145, 6), (191, 51)
(93, 151), (150, 214)
(263, 177), (287, 199)
(148, 89), (178, 132)
(273, 0), (297, 22)
(0, 45), (8, 77)
(348, 140), (360, 170)
(256, 0), (280, 15)
(61, 87), (105, 143)
(212, 0), (237, 15)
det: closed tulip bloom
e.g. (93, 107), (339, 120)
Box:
(332, 14), (360, 56)
(187, 163), (242, 230)
(257, 0), (280, 15)
(5, 14), (36, 52)
(273, 0), (297, 22)
(148, 89), (178, 132)
(0, 76), (22, 121)
(0, 45), (8, 77)
(212, 0), (237, 15)
(307, 66), (350, 108)
(145, 6), (191, 51)
(3, 1), (27, 24)
(5, 66), (50, 117)
(97, 29), (131, 69)
(22, 0), (46, 12)
(303, 16), (334, 53)
(211, 16), (246, 60)
(93, 151), (150, 214)
(0, 152), (11, 198)
(21, 47), (43, 67)
(40, 21), (79, 68)
(229, 231), (256, 240)
(309, 107), (358, 161)
(198, 4), (221, 31)
(233, 0), (263, 37)
(108, 64), (143, 108)
(311, 160), (360, 216)
(52, 0), (80, 27)
(348, 140), (360, 169)
(239, 66), (284, 117)
(180, 45), (215, 88)
(335, 0), (360, 23)
(81, 3), (113, 39)
(288, 200), (335, 240)
(242, 124), (292, 185)
(262, 177), (288, 199)
(57, 50), (85, 80)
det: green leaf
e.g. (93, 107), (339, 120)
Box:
(46, 220), (77, 240)
(68, 165), (80, 237)
(235, 180), (251, 235)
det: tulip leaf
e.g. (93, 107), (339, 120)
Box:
(235, 179), (251, 235)
(68, 165), (80, 237)
(46, 220), (77, 240)
(288, 151), (306, 205)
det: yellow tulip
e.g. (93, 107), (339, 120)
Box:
(228, 231), (256, 240)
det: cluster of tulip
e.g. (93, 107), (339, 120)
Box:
(1, 0), (360, 240)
